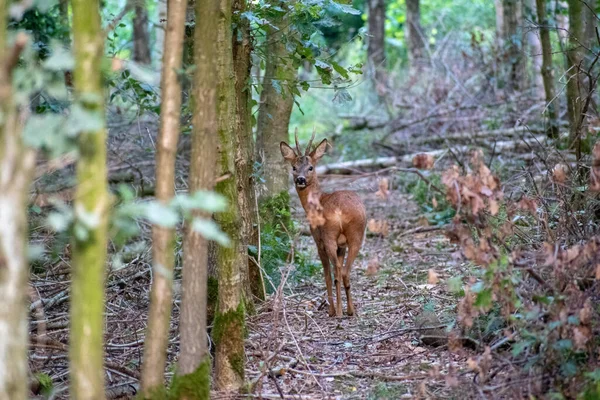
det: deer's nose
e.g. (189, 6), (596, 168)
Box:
(296, 176), (306, 186)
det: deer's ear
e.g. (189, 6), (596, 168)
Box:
(310, 139), (330, 162)
(280, 142), (297, 163)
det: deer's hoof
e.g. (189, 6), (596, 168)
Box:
(328, 306), (336, 317)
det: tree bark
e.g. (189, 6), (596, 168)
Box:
(255, 1), (296, 200)
(535, 0), (559, 138)
(70, 0), (109, 396)
(502, 0), (525, 91)
(367, 0), (385, 82)
(565, 0), (584, 157)
(525, 0), (543, 94)
(176, 0), (219, 397)
(133, 0), (152, 64)
(494, 0), (504, 40)
(213, 0), (246, 389)
(233, 0), (263, 302)
(405, 0), (427, 69)
(0, 28), (35, 400)
(139, 0), (188, 395)
(155, 0), (167, 62)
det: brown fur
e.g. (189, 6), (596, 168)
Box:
(280, 135), (367, 317)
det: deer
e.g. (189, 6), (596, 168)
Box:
(280, 129), (367, 317)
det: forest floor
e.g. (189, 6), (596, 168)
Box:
(237, 175), (478, 400)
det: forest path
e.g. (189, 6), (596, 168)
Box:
(240, 175), (474, 399)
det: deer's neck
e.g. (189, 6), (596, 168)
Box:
(296, 179), (322, 213)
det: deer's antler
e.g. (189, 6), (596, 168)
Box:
(305, 126), (316, 156)
(294, 127), (301, 155)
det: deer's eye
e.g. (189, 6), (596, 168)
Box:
(292, 167), (297, 172)
(308, 166), (313, 171)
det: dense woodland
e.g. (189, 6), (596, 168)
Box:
(0, 0), (599, 398)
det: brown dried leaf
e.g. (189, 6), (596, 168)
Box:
(432, 197), (438, 209)
(375, 178), (389, 200)
(413, 153), (435, 170)
(367, 219), (390, 237)
(573, 326), (591, 350)
(552, 163), (569, 183)
(428, 269), (440, 284)
(489, 199), (499, 216)
(366, 257), (379, 276)
(579, 298), (593, 325)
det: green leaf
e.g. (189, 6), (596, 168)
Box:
(331, 61), (349, 79)
(192, 218), (230, 246)
(43, 44), (74, 71)
(447, 275), (463, 293)
(332, 89), (352, 104)
(511, 339), (532, 356)
(66, 104), (105, 136)
(470, 281), (485, 293)
(47, 211), (72, 232)
(143, 202), (179, 228)
(172, 191), (228, 213)
(561, 361), (577, 377)
(474, 288), (492, 308)
(553, 339), (573, 351)
(329, 1), (361, 15)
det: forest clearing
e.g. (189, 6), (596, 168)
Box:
(1, 0), (600, 398)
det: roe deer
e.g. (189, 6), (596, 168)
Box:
(280, 129), (367, 317)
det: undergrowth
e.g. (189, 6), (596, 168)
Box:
(251, 192), (319, 293)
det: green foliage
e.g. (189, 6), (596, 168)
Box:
(34, 372), (54, 396)
(253, 192), (320, 292)
(212, 303), (246, 379)
(405, 173), (454, 226)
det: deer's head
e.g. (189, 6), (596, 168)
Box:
(280, 128), (330, 190)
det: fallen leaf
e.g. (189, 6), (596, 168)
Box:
(413, 153), (435, 170)
(366, 257), (379, 276)
(552, 163), (569, 183)
(375, 178), (390, 200)
(428, 269), (440, 284)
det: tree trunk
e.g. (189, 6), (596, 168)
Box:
(140, 0), (188, 395)
(255, 1), (296, 200)
(213, 0), (246, 389)
(405, 0), (427, 69)
(367, 0), (385, 82)
(502, 0), (525, 91)
(495, 0), (504, 40)
(155, 0), (167, 62)
(525, 0), (543, 94)
(535, 0), (559, 138)
(133, 0), (152, 64)
(175, 0), (219, 396)
(233, 0), (263, 302)
(0, 29), (35, 400)
(70, 0), (109, 396)
(565, 0), (584, 158)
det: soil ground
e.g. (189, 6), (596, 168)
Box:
(238, 175), (477, 399)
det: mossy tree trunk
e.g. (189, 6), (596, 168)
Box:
(535, 0), (559, 138)
(255, 0), (296, 201)
(0, 28), (35, 399)
(176, 0), (219, 397)
(214, 0), (246, 389)
(565, 0), (584, 158)
(233, 0), (263, 303)
(70, 0), (110, 397)
(133, 0), (152, 64)
(140, 0), (188, 395)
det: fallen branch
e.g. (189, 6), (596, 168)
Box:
(316, 136), (547, 175)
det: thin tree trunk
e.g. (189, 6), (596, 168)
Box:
(175, 0), (218, 396)
(0, 29), (35, 400)
(535, 0), (559, 138)
(233, 0), (263, 302)
(70, 0), (109, 396)
(565, 0), (584, 158)
(367, 0), (385, 82)
(140, 0), (188, 395)
(255, 1), (296, 200)
(133, 0), (152, 64)
(155, 0), (167, 62)
(502, 0), (525, 91)
(214, 0), (246, 389)
(525, 0), (544, 94)
(405, 0), (427, 69)
(495, 0), (505, 41)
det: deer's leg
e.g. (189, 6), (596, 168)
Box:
(342, 243), (361, 316)
(316, 246), (335, 317)
(337, 246), (349, 314)
(324, 240), (343, 317)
